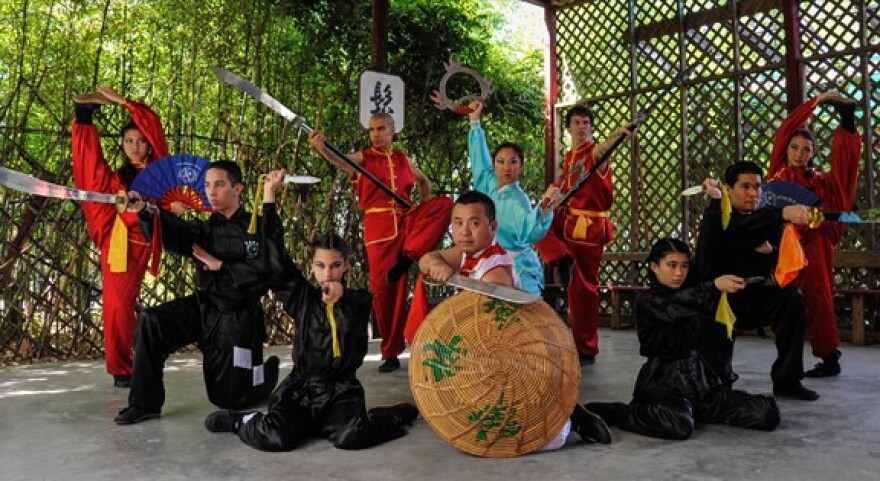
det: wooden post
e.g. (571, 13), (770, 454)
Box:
(543, 4), (558, 188)
(781, 0), (804, 110)
(371, 0), (389, 73)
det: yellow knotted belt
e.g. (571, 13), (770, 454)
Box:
(568, 208), (608, 240)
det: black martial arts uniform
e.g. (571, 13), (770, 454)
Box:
(117, 207), (279, 421)
(204, 203), (416, 451)
(586, 281), (780, 440)
(694, 199), (808, 391)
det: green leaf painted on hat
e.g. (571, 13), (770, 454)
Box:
(422, 335), (468, 382)
(468, 391), (521, 442)
(482, 297), (522, 330)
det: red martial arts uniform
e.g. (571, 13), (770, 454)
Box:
(72, 100), (169, 376)
(353, 147), (452, 360)
(767, 98), (861, 360)
(536, 140), (614, 358)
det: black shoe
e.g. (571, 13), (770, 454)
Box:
(578, 354), (595, 366)
(369, 402), (419, 426)
(378, 357), (401, 373)
(556, 256), (574, 288)
(204, 409), (246, 433)
(74, 102), (100, 124)
(264, 355), (280, 390)
(570, 404), (612, 444)
(113, 375), (132, 389)
(386, 256), (415, 283)
(114, 405), (160, 425)
(583, 401), (627, 427)
(804, 350), (841, 378)
(773, 382), (820, 401)
(826, 96), (858, 133)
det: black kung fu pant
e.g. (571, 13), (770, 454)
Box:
(604, 356), (780, 440)
(128, 293), (274, 411)
(236, 372), (407, 451)
(699, 284), (807, 387)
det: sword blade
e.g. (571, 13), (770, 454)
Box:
(681, 185), (704, 196)
(446, 274), (541, 304)
(211, 67), (305, 128)
(0, 166), (121, 205)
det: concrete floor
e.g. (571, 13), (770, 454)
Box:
(1, 329), (879, 481)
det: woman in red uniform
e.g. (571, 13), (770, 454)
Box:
(72, 87), (180, 387)
(767, 92), (861, 377)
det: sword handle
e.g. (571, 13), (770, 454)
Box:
(115, 191), (128, 214)
(807, 207), (825, 228)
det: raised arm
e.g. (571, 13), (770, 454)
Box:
(97, 87), (169, 160)
(465, 101), (499, 194)
(767, 95), (824, 178)
(309, 130), (363, 174)
(262, 169), (308, 294)
(592, 123), (635, 175)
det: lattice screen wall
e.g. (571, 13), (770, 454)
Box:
(554, 0), (879, 321)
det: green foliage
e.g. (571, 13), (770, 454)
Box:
(0, 0), (545, 363)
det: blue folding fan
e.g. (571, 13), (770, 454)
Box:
(759, 180), (821, 209)
(130, 153), (212, 212)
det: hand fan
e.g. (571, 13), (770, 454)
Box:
(130, 153), (212, 212)
(759, 181), (821, 209)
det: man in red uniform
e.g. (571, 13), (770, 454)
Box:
(310, 113), (452, 372)
(536, 105), (633, 366)
(72, 87), (178, 387)
(767, 92), (861, 377)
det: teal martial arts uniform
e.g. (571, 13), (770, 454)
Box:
(468, 121), (552, 295)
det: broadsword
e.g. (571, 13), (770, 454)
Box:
(426, 274), (541, 304)
(0, 166), (128, 212)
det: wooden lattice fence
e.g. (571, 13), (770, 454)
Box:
(553, 0), (879, 327)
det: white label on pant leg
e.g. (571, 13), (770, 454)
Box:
(233, 346), (253, 369)
(252, 364), (265, 386)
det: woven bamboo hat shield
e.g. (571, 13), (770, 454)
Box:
(408, 291), (579, 457)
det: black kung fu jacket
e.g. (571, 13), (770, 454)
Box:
(140, 206), (269, 307)
(262, 203), (372, 380)
(633, 281), (722, 399)
(694, 198), (786, 282)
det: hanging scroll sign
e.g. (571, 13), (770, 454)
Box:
(359, 70), (406, 132)
(431, 55), (494, 115)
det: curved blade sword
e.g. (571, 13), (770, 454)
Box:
(426, 274), (541, 304)
(0, 166), (127, 210)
